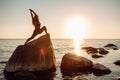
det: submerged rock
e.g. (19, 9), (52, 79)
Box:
(0, 61), (7, 64)
(98, 48), (109, 55)
(81, 46), (93, 50)
(4, 33), (56, 79)
(61, 53), (93, 73)
(104, 43), (117, 47)
(104, 43), (118, 50)
(92, 54), (103, 58)
(114, 60), (120, 65)
(82, 46), (98, 54)
(92, 63), (111, 76)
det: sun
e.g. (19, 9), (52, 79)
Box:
(66, 16), (89, 55)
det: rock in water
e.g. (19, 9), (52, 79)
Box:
(104, 43), (118, 50)
(61, 53), (93, 73)
(98, 48), (109, 55)
(92, 63), (111, 76)
(82, 46), (98, 54)
(114, 60), (120, 65)
(4, 33), (56, 79)
(92, 54), (103, 58)
(104, 43), (117, 47)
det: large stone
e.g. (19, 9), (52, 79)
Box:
(92, 63), (111, 76)
(61, 53), (93, 73)
(4, 33), (56, 79)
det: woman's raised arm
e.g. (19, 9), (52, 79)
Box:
(29, 9), (34, 20)
(29, 9), (38, 16)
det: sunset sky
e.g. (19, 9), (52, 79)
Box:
(0, 0), (120, 39)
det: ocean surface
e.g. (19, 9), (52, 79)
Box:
(0, 39), (120, 80)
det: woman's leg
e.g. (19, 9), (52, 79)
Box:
(24, 26), (47, 44)
(41, 26), (47, 34)
(24, 30), (37, 44)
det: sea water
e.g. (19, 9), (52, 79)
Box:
(0, 39), (120, 80)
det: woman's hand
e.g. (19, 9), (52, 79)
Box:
(29, 9), (33, 12)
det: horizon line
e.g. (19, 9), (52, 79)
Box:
(0, 38), (120, 40)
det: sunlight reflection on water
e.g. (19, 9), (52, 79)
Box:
(72, 38), (84, 56)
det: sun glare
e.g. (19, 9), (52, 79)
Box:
(66, 16), (89, 55)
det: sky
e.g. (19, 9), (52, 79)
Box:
(0, 0), (120, 39)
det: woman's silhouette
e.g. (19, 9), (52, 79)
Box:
(25, 9), (47, 44)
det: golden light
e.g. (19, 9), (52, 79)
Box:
(66, 16), (89, 55)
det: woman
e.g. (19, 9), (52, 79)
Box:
(25, 9), (47, 44)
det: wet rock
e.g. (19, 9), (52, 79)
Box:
(98, 48), (109, 55)
(104, 43), (118, 50)
(73, 76), (88, 80)
(4, 33), (56, 79)
(92, 63), (111, 76)
(114, 60), (120, 65)
(61, 53), (93, 73)
(82, 46), (98, 54)
(113, 47), (119, 50)
(92, 54), (103, 58)
(104, 43), (117, 47)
